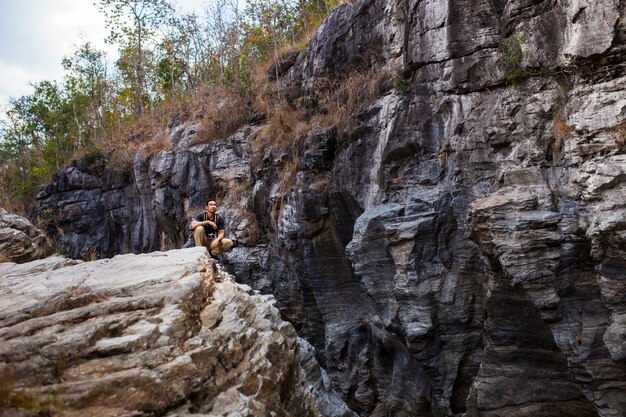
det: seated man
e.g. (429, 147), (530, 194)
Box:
(191, 198), (234, 257)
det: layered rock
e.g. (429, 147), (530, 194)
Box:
(0, 208), (53, 263)
(33, 128), (254, 259)
(0, 248), (354, 417)
(31, 0), (626, 416)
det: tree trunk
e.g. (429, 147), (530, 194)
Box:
(136, 18), (144, 115)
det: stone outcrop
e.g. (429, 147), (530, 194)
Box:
(0, 248), (354, 417)
(0, 208), (53, 264)
(32, 129), (254, 260)
(32, 0), (626, 416)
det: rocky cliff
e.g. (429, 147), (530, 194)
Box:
(32, 0), (626, 416)
(0, 248), (354, 417)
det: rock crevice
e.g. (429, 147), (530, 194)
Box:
(27, 0), (626, 416)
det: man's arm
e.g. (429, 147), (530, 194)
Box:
(191, 219), (218, 230)
(191, 213), (217, 230)
(210, 216), (226, 249)
(210, 229), (225, 249)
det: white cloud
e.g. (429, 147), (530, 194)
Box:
(0, 61), (46, 101)
(49, 0), (114, 55)
(0, 63), (46, 126)
(0, 0), (210, 104)
(0, 0), (114, 101)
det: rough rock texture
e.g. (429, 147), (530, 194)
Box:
(32, 128), (254, 260)
(0, 248), (354, 417)
(32, 0), (626, 416)
(0, 208), (53, 264)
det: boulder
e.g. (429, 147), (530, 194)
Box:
(0, 208), (53, 264)
(0, 248), (354, 417)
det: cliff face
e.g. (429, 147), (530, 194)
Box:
(0, 248), (354, 417)
(33, 1), (626, 416)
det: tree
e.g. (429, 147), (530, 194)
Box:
(0, 80), (76, 202)
(97, 0), (173, 115)
(158, 13), (202, 95)
(62, 42), (111, 143)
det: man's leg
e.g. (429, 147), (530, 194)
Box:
(210, 238), (234, 256)
(194, 227), (211, 250)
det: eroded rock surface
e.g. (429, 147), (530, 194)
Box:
(0, 248), (353, 417)
(0, 208), (53, 264)
(32, 0), (626, 416)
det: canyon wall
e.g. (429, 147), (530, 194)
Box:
(33, 0), (626, 416)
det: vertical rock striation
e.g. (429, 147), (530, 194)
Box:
(33, 128), (254, 259)
(32, 0), (626, 416)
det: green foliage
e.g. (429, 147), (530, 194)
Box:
(393, 73), (410, 93)
(0, 0), (342, 210)
(501, 33), (527, 85)
(0, 77), (87, 204)
(62, 42), (112, 141)
(156, 57), (182, 94)
(502, 34), (525, 67)
(98, 0), (174, 115)
(81, 148), (106, 171)
(504, 70), (526, 86)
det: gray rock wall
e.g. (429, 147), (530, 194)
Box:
(34, 128), (253, 259)
(32, 0), (626, 416)
(0, 248), (354, 417)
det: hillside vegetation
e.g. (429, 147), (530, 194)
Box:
(0, 0), (342, 213)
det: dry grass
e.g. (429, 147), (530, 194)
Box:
(81, 248), (99, 262)
(255, 103), (309, 154)
(270, 154), (301, 227)
(0, 164), (27, 215)
(0, 376), (63, 414)
(282, 28), (318, 56)
(97, 108), (165, 157)
(553, 112), (572, 140)
(551, 112), (572, 160)
(251, 27), (318, 86)
(239, 212), (265, 244)
(222, 178), (252, 207)
(253, 69), (389, 156)
(314, 70), (389, 141)
(248, 82), (306, 171)
(65, 86), (240, 173)
(613, 121), (626, 150)
(437, 151), (448, 165)
(221, 178), (265, 243)
(249, 69), (390, 227)
(107, 146), (135, 175)
(192, 85), (253, 145)
(72, 107), (168, 171)
(138, 133), (172, 159)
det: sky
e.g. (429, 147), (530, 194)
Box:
(0, 0), (207, 113)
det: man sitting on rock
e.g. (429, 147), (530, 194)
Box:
(191, 198), (234, 257)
